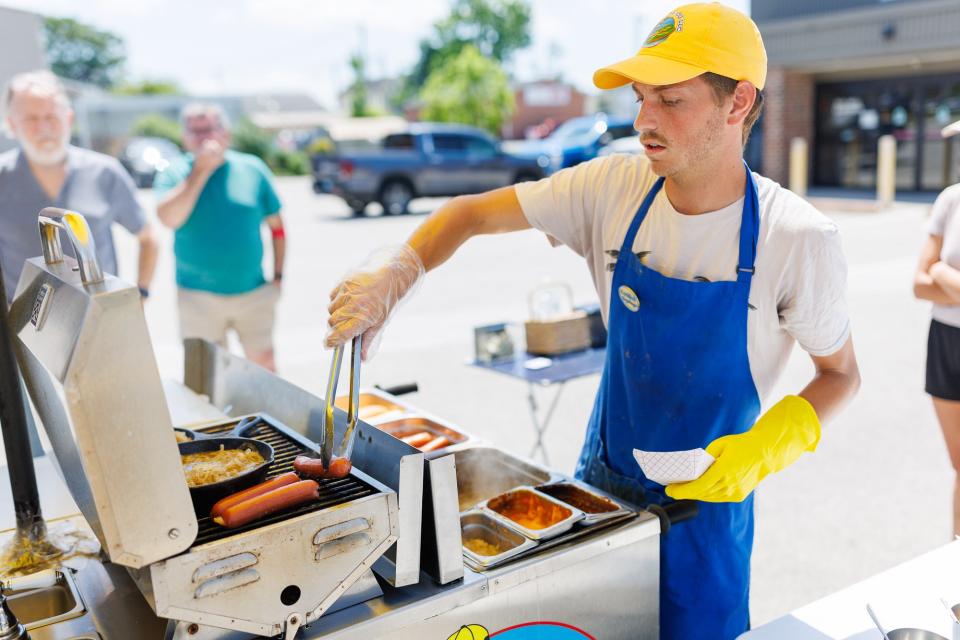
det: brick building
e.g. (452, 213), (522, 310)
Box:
(755, 0), (960, 193)
(505, 80), (587, 140)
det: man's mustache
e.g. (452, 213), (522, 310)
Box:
(639, 134), (668, 146)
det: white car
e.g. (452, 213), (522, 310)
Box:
(598, 136), (642, 157)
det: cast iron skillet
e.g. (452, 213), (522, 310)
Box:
(176, 415), (275, 516)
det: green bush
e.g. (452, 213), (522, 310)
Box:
(268, 149), (309, 176)
(230, 119), (307, 176)
(231, 118), (272, 162)
(113, 79), (183, 95)
(130, 113), (182, 148)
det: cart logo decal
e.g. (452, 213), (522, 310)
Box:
(643, 11), (684, 48)
(448, 621), (595, 639)
(448, 624), (489, 640)
(618, 285), (640, 312)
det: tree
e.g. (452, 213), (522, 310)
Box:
(420, 45), (514, 135)
(435, 0), (531, 61)
(399, 0), (531, 103)
(113, 79), (183, 96)
(348, 52), (370, 117)
(130, 114), (182, 148)
(43, 17), (126, 88)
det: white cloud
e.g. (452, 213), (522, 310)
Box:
(241, 0), (448, 32)
(89, 0), (163, 17)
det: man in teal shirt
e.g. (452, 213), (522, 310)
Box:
(155, 103), (285, 371)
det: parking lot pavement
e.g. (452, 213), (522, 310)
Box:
(6, 175), (950, 625)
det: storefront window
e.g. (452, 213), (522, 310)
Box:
(922, 83), (960, 190)
(814, 73), (960, 192)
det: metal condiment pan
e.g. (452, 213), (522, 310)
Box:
(479, 486), (584, 541)
(376, 415), (468, 450)
(535, 480), (633, 526)
(460, 509), (536, 569)
(336, 391), (408, 424)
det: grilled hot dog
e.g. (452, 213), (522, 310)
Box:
(213, 479), (319, 528)
(294, 454), (352, 479)
(326, 457), (352, 478)
(210, 472), (299, 519)
(293, 455), (325, 477)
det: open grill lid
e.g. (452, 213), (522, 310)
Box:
(10, 209), (197, 567)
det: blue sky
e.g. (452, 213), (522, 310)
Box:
(2, 0), (750, 109)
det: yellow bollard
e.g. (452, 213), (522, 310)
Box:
(877, 134), (897, 208)
(789, 137), (808, 198)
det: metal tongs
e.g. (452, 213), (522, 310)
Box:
(320, 336), (361, 469)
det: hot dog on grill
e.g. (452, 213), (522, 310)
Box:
(213, 479), (319, 528)
(325, 457), (352, 478)
(293, 455), (325, 477)
(210, 472), (300, 519)
(294, 454), (352, 479)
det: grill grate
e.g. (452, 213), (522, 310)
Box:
(190, 416), (379, 547)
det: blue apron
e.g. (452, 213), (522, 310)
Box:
(575, 165), (762, 640)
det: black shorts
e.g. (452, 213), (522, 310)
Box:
(926, 319), (960, 401)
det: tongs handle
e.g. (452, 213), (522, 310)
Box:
(321, 337), (361, 468)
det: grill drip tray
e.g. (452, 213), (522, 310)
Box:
(190, 415), (379, 546)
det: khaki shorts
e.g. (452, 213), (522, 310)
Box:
(178, 284), (280, 355)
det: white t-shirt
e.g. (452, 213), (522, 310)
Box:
(926, 183), (960, 328)
(515, 154), (850, 402)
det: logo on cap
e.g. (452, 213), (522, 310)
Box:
(643, 11), (684, 48)
(618, 285), (640, 312)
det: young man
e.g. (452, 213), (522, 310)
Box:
(325, 4), (860, 638)
(155, 103), (285, 372)
(0, 70), (158, 305)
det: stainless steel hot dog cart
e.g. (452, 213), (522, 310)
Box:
(0, 209), (667, 639)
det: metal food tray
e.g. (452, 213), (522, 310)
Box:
(536, 480), (633, 525)
(460, 509), (536, 569)
(336, 390), (408, 424)
(376, 415), (468, 452)
(480, 486), (584, 541)
(464, 509), (638, 572)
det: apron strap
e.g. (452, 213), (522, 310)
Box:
(620, 177), (665, 253)
(619, 166), (760, 284)
(736, 162), (761, 284)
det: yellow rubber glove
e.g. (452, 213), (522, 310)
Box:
(665, 395), (821, 503)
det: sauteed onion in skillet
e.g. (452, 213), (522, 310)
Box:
(181, 446), (265, 488)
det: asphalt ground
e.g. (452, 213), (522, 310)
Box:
(4, 175), (951, 625)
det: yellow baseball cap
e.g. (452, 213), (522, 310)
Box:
(593, 2), (767, 91)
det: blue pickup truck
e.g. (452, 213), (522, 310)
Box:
(312, 123), (548, 215)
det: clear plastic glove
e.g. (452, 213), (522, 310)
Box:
(664, 395), (821, 503)
(325, 244), (425, 360)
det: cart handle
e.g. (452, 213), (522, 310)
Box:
(37, 208), (104, 286)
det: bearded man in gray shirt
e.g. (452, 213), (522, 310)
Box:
(0, 70), (158, 305)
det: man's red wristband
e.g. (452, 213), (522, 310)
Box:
(271, 226), (286, 240)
